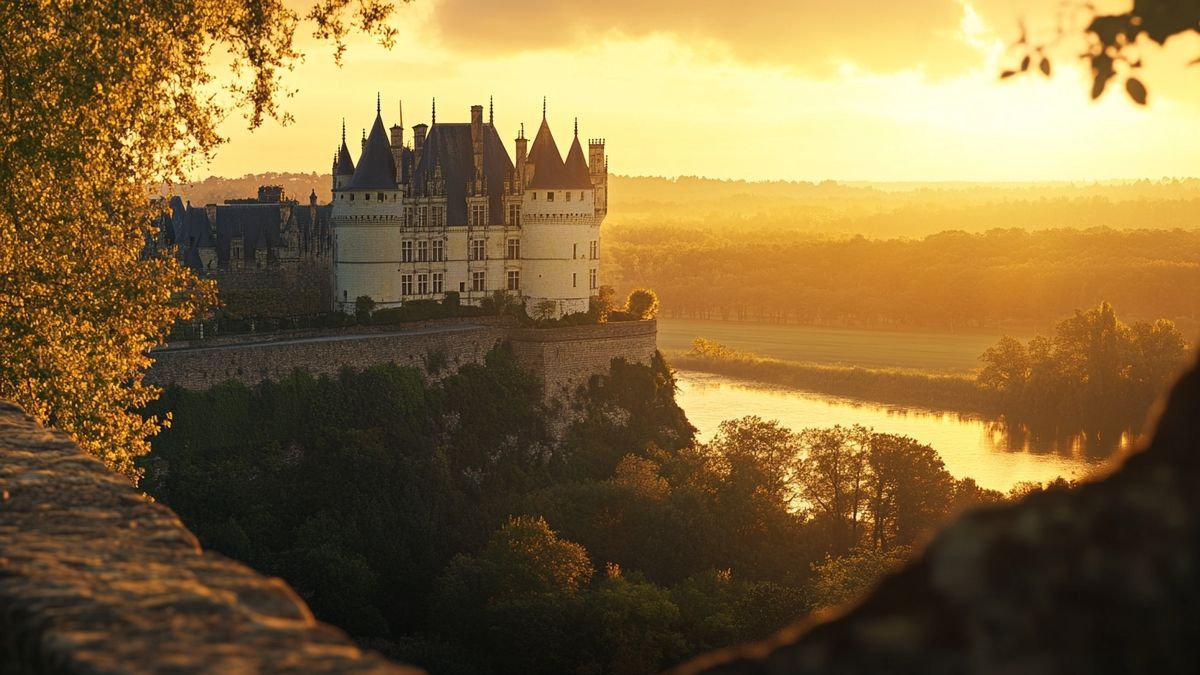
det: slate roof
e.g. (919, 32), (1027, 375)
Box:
(335, 140), (356, 176)
(526, 118), (568, 189)
(410, 123), (515, 225)
(215, 205), (282, 268)
(563, 135), (593, 189)
(347, 112), (397, 190)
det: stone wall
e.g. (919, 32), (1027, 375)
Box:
(147, 321), (510, 390)
(509, 319), (659, 403)
(147, 319), (659, 404)
(0, 401), (421, 674)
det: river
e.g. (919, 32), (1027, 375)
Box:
(674, 369), (1134, 492)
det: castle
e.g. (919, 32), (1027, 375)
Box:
(331, 97), (608, 318)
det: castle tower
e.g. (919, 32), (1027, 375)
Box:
(519, 112), (602, 318)
(330, 101), (403, 311)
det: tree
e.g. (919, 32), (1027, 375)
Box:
(0, 1), (397, 481)
(863, 434), (955, 551)
(590, 284), (618, 322)
(626, 288), (661, 320)
(354, 295), (376, 321)
(796, 425), (872, 552)
(1002, 1), (1200, 104)
(808, 545), (913, 611)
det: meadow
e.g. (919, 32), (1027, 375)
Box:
(658, 318), (1014, 373)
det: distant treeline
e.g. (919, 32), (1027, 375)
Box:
(607, 227), (1200, 331)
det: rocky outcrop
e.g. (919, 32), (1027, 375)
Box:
(0, 401), (420, 674)
(673, 358), (1199, 675)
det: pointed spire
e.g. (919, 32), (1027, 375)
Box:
(431, 97), (436, 125)
(489, 96), (494, 124)
(574, 117), (579, 137)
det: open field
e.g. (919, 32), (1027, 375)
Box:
(658, 318), (1026, 373)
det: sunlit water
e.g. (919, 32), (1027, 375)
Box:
(675, 370), (1135, 492)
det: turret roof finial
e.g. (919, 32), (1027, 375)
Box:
(574, 117), (578, 137)
(542, 96), (547, 120)
(376, 92), (381, 116)
(341, 119), (346, 143)
(432, 97), (436, 125)
(489, 95), (494, 124)
(399, 100), (403, 128)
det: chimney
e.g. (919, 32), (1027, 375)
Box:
(515, 124), (528, 191)
(470, 105), (484, 194)
(413, 123), (428, 174)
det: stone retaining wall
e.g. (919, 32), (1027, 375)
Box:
(0, 401), (421, 674)
(147, 320), (659, 403)
(508, 320), (659, 403)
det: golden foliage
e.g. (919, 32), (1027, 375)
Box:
(0, 1), (397, 481)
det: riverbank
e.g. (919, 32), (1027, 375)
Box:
(667, 347), (992, 416)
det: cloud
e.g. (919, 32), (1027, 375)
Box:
(429, 0), (992, 75)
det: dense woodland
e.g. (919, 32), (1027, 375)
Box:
(607, 227), (1200, 331)
(144, 348), (1027, 674)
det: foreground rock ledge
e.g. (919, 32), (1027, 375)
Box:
(673, 359), (1199, 675)
(0, 401), (421, 674)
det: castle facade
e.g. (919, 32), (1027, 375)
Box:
(331, 98), (608, 317)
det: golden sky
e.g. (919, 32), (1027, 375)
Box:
(205, 0), (1200, 182)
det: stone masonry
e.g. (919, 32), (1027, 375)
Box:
(146, 319), (659, 402)
(0, 401), (422, 674)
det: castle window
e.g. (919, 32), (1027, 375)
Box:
(470, 203), (487, 227)
(580, 191), (585, 200)
(589, 268), (598, 290)
(471, 270), (486, 292)
(532, 192), (537, 201)
(572, 243), (578, 259)
(507, 270), (520, 291)
(572, 272), (577, 288)
(377, 192), (384, 201)
(432, 272), (444, 293)
(547, 191), (555, 202)
(350, 193), (355, 201)
(508, 204), (521, 226)
(401, 274), (413, 296)
(507, 238), (520, 260)
(418, 206), (427, 228)
(417, 240), (428, 262)
(566, 191), (572, 202)
(401, 240), (413, 263)
(417, 274), (429, 295)
(365, 193), (370, 201)
(589, 240), (598, 259)
(470, 238), (485, 261)
(405, 208), (414, 228)
(433, 239), (444, 262)
(432, 206), (445, 227)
